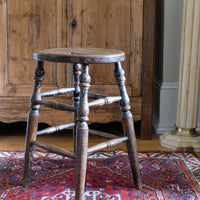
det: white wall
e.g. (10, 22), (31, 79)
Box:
(153, 0), (200, 133)
(163, 0), (182, 82)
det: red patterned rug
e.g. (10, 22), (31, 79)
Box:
(0, 149), (199, 199)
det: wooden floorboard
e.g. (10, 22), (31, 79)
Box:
(0, 134), (170, 151)
(0, 121), (169, 151)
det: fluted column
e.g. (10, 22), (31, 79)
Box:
(160, 0), (200, 152)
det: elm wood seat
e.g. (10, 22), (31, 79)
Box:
(23, 48), (142, 200)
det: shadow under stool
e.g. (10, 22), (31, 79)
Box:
(23, 48), (142, 200)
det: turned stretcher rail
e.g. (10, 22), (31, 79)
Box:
(32, 140), (75, 159)
(35, 100), (76, 112)
(37, 123), (75, 135)
(87, 136), (128, 154)
(89, 129), (119, 139)
(88, 96), (121, 107)
(88, 92), (108, 99)
(40, 88), (75, 97)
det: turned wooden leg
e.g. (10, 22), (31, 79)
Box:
(75, 64), (90, 200)
(23, 61), (44, 186)
(72, 63), (82, 153)
(114, 62), (142, 190)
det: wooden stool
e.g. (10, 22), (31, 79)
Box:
(23, 48), (142, 200)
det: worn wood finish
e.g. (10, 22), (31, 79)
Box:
(87, 137), (128, 154)
(72, 63), (82, 152)
(37, 123), (75, 136)
(32, 140), (75, 159)
(88, 92), (108, 99)
(121, 113), (142, 189)
(88, 96), (121, 107)
(35, 100), (76, 112)
(23, 49), (142, 199)
(23, 61), (44, 186)
(23, 110), (39, 187)
(141, 0), (156, 139)
(40, 88), (75, 97)
(75, 64), (90, 200)
(33, 48), (125, 64)
(114, 62), (142, 190)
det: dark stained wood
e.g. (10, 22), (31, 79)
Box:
(122, 112), (142, 189)
(35, 100), (76, 112)
(75, 64), (90, 200)
(32, 140), (75, 159)
(141, 0), (156, 139)
(114, 62), (142, 190)
(72, 63), (82, 152)
(37, 123), (75, 135)
(23, 61), (44, 187)
(33, 48), (125, 64)
(23, 50), (142, 200)
(88, 92), (108, 99)
(87, 137), (128, 154)
(154, 0), (164, 83)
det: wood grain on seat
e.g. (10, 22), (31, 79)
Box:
(33, 48), (125, 64)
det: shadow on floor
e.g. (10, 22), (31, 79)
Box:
(0, 121), (141, 137)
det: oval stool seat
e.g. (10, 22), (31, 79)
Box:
(33, 48), (125, 64)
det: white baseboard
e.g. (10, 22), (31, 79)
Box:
(152, 119), (176, 134)
(153, 79), (200, 134)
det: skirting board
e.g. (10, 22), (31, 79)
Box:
(153, 80), (200, 134)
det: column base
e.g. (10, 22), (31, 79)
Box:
(160, 129), (200, 152)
